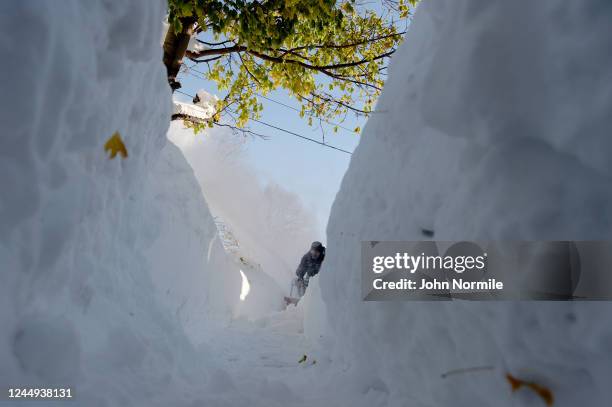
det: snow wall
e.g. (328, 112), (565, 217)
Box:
(320, 1), (612, 406)
(0, 1), (240, 405)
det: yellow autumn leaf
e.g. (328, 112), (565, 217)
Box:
(506, 373), (554, 406)
(104, 131), (128, 159)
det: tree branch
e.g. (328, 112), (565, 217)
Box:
(187, 55), (224, 64)
(186, 44), (245, 59)
(285, 32), (405, 52)
(171, 112), (210, 125)
(237, 53), (260, 84)
(196, 38), (234, 47)
(187, 45), (395, 74)
(298, 92), (371, 115)
(162, 17), (197, 89)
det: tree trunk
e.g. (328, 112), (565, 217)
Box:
(162, 17), (196, 91)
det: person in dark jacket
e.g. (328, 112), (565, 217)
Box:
(295, 241), (326, 296)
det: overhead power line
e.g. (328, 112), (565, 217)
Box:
(248, 117), (353, 155)
(175, 89), (196, 98)
(253, 93), (356, 134)
(172, 89), (353, 155)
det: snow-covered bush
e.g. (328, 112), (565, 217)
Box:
(321, 0), (612, 405)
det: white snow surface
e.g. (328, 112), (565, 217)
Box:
(172, 89), (219, 123)
(0, 1), (241, 405)
(172, 101), (215, 122)
(4, 0), (612, 406)
(321, 1), (612, 406)
(0, 2), (330, 406)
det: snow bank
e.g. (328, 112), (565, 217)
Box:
(145, 142), (240, 337)
(298, 277), (329, 344)
(234, 253), (286, 320)
(322, 1), (612, 405)
(0, 1), (240, 404)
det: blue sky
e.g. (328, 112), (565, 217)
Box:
(174, 67), (365, 234)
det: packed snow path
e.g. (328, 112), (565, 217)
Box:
(204, 312), (315, 404)
(199, 308), (389, 407)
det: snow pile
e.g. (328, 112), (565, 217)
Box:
(144, 142), (239, 337)
(234, 260), (286, 320)
(297, 277), (329, 344)
(213, 206), (286, 320)
(172, 90), (219, 123)
(172, 101), (213, 122)
(0, 1), (240, 405)
(193, 89), (219, 110)
(322, 0), (612, 405)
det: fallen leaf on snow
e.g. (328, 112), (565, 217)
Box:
(104, 131), (128, 159)
(506, 373), (554, 406)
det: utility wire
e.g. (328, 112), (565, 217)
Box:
(253, 93), (356, 134)
(248, 117), (353, 155)
(175, 89), (195, 98)
(172, 89), (353, 155)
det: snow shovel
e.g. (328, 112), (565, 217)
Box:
(283, 277), (306, 307)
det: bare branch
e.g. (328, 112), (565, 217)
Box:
(237, 53), (260, 84)
(297, 92), (371, 116)
(214, 122), (270, 140)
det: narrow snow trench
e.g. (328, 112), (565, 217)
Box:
(201, 309), (318, 406)
(199, 309), (387, 407)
